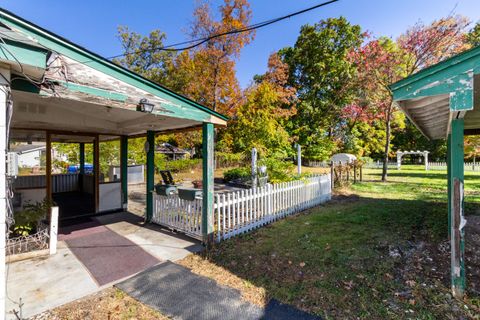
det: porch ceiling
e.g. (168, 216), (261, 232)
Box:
(11, 90), (202, 138)
(397, 94), (451, 140)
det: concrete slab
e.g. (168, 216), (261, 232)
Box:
(96, 212), (203, 261)
(6, 246), (98, 319)
(6, 211), (203, 319)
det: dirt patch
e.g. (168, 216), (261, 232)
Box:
(30, 288), (167, 320)
(177, 254), (267, 307)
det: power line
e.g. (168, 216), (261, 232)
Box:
(103, 0), (340, 60)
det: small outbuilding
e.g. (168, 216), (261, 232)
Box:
(330, 153), (357, 164)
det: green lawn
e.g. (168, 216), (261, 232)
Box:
(197, 165), (480, 319)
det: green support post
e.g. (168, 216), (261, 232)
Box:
(202, 122), (214, 244)
(146, 131), (155, 222)
(79, 143), (85, 192)
(120, 136), (128, 209)
(448, 119), (465, 298)
(447, 134), (451, 233)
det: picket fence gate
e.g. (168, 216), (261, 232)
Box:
(152, 194), (203, 240)
(152, 174), (332, 242)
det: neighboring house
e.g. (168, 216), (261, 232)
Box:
(11, 143), (45, 168)
(12, 143), (67, 169)
(156, 143), (190, 160)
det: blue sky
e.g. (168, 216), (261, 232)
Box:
(3, 0), (480, 88)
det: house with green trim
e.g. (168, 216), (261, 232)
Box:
(391, 44), (480, 299)
(0, 8), (227, 319)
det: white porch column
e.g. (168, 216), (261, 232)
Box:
(0, 67), (10, 320)
(424, 151), (429, 171)
(396, 152), (402, 170)
(297, 144), (302, 175)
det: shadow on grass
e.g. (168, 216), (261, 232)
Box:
(196, 194), (480, 320)
(367, 170), (480, 182)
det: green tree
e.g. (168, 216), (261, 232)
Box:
(281, 17), (364, 160)
(466, 22), (480, 47)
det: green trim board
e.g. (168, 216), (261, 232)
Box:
(56, 80), (128, 102)
(202, 122), (214, 244)
(0, 37), (48, 69)
(0, 8), (228, 124)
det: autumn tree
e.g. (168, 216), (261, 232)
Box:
(398, 15), (471, 75)
(351, 16), (470, 181)
(181, 0), (255, 115)
(349, 37), (407, 180)
(226, 53), (296, 157)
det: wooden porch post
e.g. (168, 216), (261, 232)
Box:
(94, 135), (100, 213)
(146, 131), (155, 222)
(202, 122), (214, 244)
(46, 132), (52, 206)
(120, 136), (128, 210)
(448, 119), (466, 298)
(79, 142), (85, 192)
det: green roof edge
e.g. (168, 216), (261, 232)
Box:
(0, 7), (229, 122)
(390, 45), (480, 92)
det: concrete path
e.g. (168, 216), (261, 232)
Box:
(117, 261), (322, 320)
(6, 211), (202, 319)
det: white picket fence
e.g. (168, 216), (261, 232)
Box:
(428, 162), (480, 171)
(152, 194), (203, 240)
(214, 175), (331, 242)
(152, 175), (332, 242)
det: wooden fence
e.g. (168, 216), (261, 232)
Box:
(152, 175), (332, 242)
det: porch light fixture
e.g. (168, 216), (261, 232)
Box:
(137, 98), (155, 113)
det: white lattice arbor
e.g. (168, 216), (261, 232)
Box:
(396, 150), (429, 170)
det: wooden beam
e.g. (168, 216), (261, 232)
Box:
(94, 134), (100, 213)
(120, 136), (128, 209)
(46, 131), (52, 210)
(145, 131), (155, 222)
(448, 119), (466, 298)
(79, 142), (85, 192)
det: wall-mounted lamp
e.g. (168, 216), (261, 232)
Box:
(137, 98), (155, 113)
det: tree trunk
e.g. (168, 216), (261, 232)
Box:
(382, 103), (393, 182)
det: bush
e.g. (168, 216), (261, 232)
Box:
(157, 158), (201, 173)
(216, 152), (246, 168)
(12, 198), (50, 237)
(258, 156), (295, 183)
(223, 167), (251, 182)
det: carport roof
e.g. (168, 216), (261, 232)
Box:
(0, 8), (228, 126)
(390, 45), (480, 140)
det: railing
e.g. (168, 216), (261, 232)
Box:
(215, 175), (331, 242)
(6, 223), (49, 256)
(152, 175), (332, 242)
(364, 161), (397, 169)
(152, 194), (203, 240)
(14, 173), (79, 193)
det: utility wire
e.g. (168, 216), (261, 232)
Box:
(100, 0), (340, 59)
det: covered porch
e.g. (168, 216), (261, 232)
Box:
(0, 8), (227, 319)
(391, 45), (480, 298)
